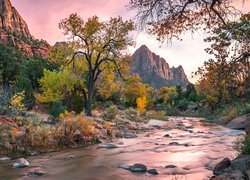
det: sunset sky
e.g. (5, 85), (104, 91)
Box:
(11, 0), (250, 83)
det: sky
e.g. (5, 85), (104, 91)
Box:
(11, 0), (250, 83)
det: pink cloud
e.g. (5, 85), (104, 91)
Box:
(11, 0), (132, 45)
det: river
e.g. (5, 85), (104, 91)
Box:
(0, 117), (244, 180)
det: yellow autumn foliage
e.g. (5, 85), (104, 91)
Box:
(9, 91), (26, 111)
(136, 96), (147, 112)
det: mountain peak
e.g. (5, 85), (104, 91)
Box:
(0, 0), (50, 57)
(131, 46), (189, 89)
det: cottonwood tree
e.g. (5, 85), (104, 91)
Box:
(196, 13), (250, 101)
(129, 0), (246, 41)
(58, 14), (134, 116)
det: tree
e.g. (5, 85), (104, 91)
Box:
(129, 0), (245, 41)
(123, 74), (149, 107)
(196, 13), (250, 101)
(57, 14), (134, 116)
(159, 86), (177, 105)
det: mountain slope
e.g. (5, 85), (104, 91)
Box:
(131, 45), (189, 89)
(0, 0), (50, 57)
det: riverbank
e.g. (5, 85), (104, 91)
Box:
(0, 116), (244, 179)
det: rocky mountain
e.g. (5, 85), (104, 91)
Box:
(131, 45), (189, 89)
(0, 0), (50, 57)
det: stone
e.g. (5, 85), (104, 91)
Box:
(213, 158), (231, 175)
(163, 134), (171, 138)
(147, 169), (158, 175)
(30, 151), (37, 156)
(124, 133), (137, 139)
(13, 158), (30, 168)
(165, 165), (177, 168)
(97, 143), (119, 149)
(169, 142), (179, 146)
(120, 165), (131, 170)
(226, 113), (250, 130)
(67, 155), (75, 159)
(131, 45), (189, 89)
(29, 170), (45, 176)
(130, 163), (147, 172)
(0, 156), (10, 161)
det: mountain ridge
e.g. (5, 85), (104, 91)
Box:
(0, 0), (50, 57)
(131, 45), (189, 89)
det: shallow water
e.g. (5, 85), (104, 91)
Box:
(0, 117), (244, 180)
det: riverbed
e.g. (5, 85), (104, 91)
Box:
(0, 117), (244, 180)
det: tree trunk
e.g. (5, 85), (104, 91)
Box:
(85, 79), (94, 116)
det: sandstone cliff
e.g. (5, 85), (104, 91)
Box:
(0, 0), (50, 57)
(131, 45), (189, 89)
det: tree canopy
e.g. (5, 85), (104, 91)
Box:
(129, 0), (245, 41)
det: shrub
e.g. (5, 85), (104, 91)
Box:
(103, 105), (118, 120)
(143, 110), (168, 121)
(221, 106), (238, 123)
(49, 101), (65, 117)
(54, 112), (98, 146)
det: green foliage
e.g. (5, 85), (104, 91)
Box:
(49, 101), (66, 117)
(103, 105), (118, 120)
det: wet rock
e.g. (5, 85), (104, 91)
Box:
(30, 151), (37, 156)
(120, 165), (131, 170)
(124, 133), (137, 139)
(169, 142), (179, 146)
(165, 165), (177, 168)
(213, 158), (231, 175)
(29, 170), (45, 176)
(0, 156), (10, 161)
(67, 155), (75, 159)
(117, 142), (125, 145)
(13, 158), (30, 168)
(130, 163), (147, 172)
(97, 143), (119, 149)
(147, 169), (158, 175)
(163, 134), (171, 138)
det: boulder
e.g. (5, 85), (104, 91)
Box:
(213, 158), (231, 175)
(130, 163), (147, 172)
(147, 169), (158, 175)
(13, 158), (30, 168)
(226, 113), (250, 130)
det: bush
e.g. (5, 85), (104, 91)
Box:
(142, 110), (168, 121)
(221, 106), (239, 123)
(55, 112), (98, 146)
(49, 101), (65, 117)
(103, 105), (118, 120)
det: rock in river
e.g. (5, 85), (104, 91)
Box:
(97, 143), (119, 149)
(29, 170), (45, 176)
(213, 158), (231, 175)
(130, 163), (147, 172)
(165, 165), (177, 168)
(0, 157), (10, 161)
(124, 133), (137, 139)
(147, 169), (158, 175)
(13, 158), (30, 168)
